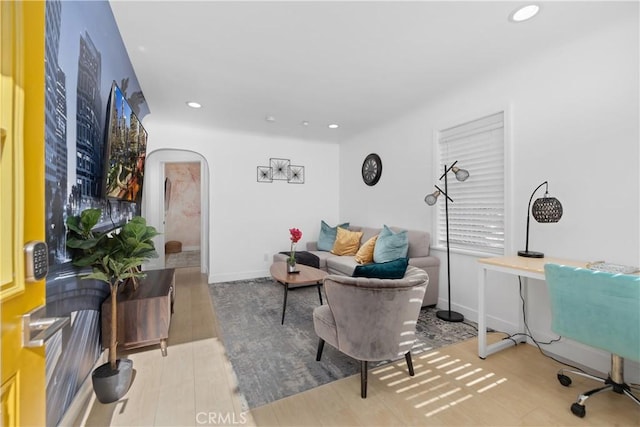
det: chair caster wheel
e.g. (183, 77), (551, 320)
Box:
(557, 374), (572, 387)
(571, 403), (586, 418)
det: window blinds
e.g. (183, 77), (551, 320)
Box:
(435, 112), (505, 254)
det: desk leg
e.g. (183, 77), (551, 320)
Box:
(478, 267), (488, 358)
(519, 277), (528, 342)
(281, 282), (289, 325)
(478, 268), (527, 359)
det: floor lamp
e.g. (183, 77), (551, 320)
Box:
(424, 161), (469, 323)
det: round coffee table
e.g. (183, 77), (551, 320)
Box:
(270, 262), (327, 324)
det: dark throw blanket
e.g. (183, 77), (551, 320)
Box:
(278, 251), (320, 269)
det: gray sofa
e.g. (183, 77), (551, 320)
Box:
(273, 225), (439, 306)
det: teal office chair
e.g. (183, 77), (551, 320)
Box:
(544, 263), (640, 418)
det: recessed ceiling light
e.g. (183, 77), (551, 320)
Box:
(509, 4), (540, 23)
(186, 101), (201, 109)
(328, 123), (339, 129)
(301, 121), (309, 126)
(265, 115), (276, 123)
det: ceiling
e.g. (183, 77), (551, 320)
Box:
(110, 1), (632, 143)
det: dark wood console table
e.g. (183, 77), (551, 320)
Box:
(102, 268), (175, 356)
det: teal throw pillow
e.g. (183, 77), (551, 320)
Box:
(373, 225), (409, 263)
(352, 257), (409, 279)
(317, 220), (350, 252)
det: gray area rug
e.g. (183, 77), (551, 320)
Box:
(209, 277), (478, 409)
(165, 250), (200, 268)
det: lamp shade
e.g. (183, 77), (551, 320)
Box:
(424, 191), (440, 206)
(532, 196), (563, 223)
(451, 166), (470, 182)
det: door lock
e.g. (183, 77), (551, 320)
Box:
(24, 241), (48, 282)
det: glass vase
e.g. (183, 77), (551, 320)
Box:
(287, 262), (296, 273)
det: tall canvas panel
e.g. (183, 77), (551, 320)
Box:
(43, 1), (149, 424)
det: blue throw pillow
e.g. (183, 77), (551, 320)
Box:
(373, 225), (409, 263)
(352, 257), (409, 279)
(317, 220), (350, 252)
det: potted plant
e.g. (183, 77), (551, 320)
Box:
(66, 208), (159, 403)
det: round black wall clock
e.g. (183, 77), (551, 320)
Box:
(361, 153), (382, 186)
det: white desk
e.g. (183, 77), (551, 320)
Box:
(477, 256), (586, 359)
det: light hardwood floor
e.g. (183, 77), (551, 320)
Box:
(75, 267), (639, 426)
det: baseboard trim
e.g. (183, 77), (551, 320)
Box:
(209, 269), (269, 284)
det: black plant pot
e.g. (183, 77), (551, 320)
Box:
(91, 358), (133, 403)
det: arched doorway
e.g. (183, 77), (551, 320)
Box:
(143, 149), (210, 276)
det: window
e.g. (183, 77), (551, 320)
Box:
(433, 111), (505, 254)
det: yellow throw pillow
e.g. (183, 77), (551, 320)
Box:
(354, 235), (379, 264)
(331, 227), (363, 256)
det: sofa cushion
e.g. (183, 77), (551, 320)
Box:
(331, 227), (363, 256)
(390, 226), (430, 258)
(311, 251), (334, 272)
(354, 235), (378, 264)
(326, 256), (359, 276)
(352, 257), (409, 279)
(373, 225), (409, 263)
(317, 220), (350, 252)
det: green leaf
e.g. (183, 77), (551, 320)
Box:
(131, 243), (158, 258)
(81, 270), (111, 284)
(65, 215), (84, 234)
(123, 221), (146, 240)
(66, 237), (100, 250)
(80, 208), (102, 232)
(144, 226), (160, 239)
(72, 251), (103, 267)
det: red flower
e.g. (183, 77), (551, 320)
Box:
(289, 228), (302, 243)
(288, 228), (302, 267)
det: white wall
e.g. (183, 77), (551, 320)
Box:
(340, 18), (639, 376)
(141, 123), (340, 283)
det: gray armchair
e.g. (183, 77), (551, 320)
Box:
(313, 266), (429, 398)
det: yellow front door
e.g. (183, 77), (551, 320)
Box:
(1, 1), (47, 426)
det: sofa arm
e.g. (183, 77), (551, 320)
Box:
(409, 256), (440, 307)
(409, 256), (440, 269)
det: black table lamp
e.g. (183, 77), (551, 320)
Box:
(424, 161), (469, 323)
(518, 181), (563, 258)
